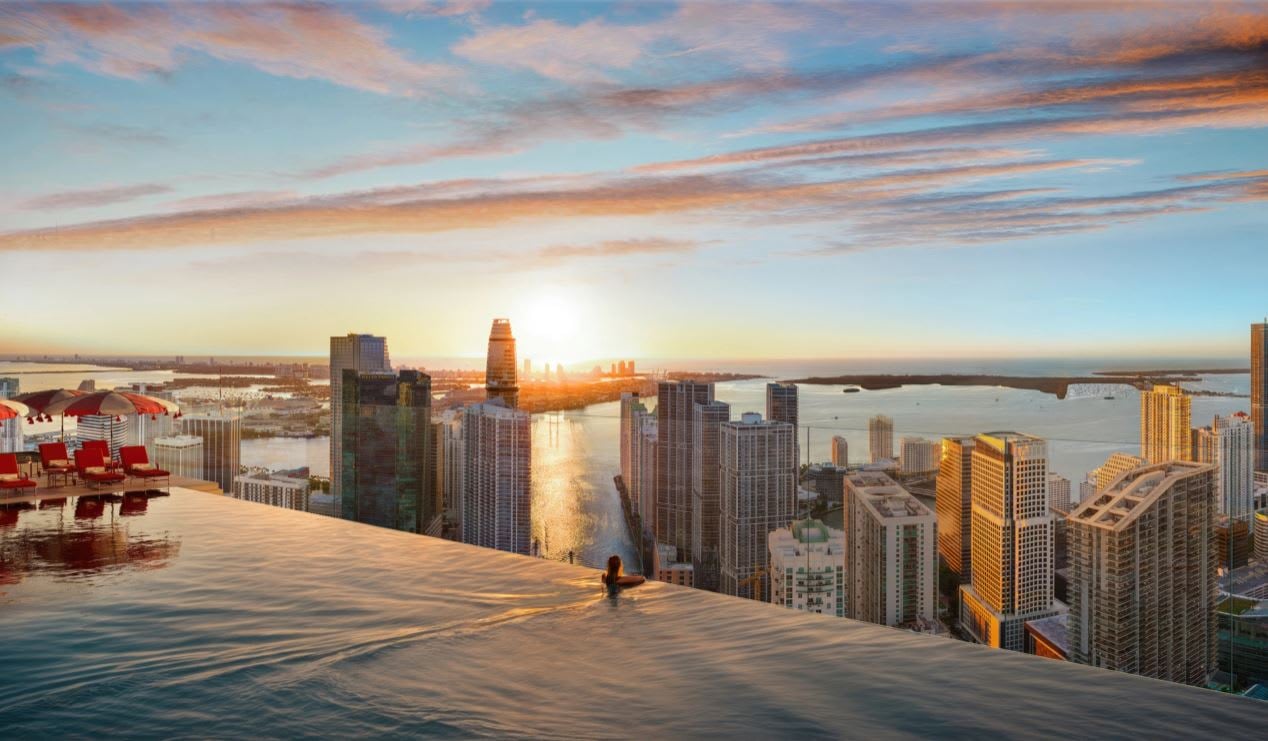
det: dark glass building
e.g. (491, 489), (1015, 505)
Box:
(340, 369), (435, 534)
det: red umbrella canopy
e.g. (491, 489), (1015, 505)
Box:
(15, 388), (86, 414)
(14, 389), (86, 422)
(44, 391), (176, 419)
(0, 399), (31, 421)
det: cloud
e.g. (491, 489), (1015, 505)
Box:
(19, 183), (172, 210)
(452, 2), (816, 83)
(537, 238), (703, 261)
(7, 154), (1259, 256)
(0, 2), (458, 96)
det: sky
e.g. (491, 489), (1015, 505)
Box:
(1, 1), (1266, 365)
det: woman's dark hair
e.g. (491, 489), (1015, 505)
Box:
(604, 555), (622, 584)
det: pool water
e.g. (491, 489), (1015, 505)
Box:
(1, 490), (1261, 738)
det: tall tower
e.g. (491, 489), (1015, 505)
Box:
(339, 369), (434, 534)
(959, 432), (1060, 651)
(656, 380), (715, 561)
(179, 413), (241, 495)
(718, 413), (796, 600)
(1068, 461), (1217, 686)
(330, 333), (390, 502)
(869, 415), (894, 464)
(1139, 384), (1191, 464)
(461, 401), (532, 555)
(1195, 413), (1255, 520)
(619, 392), (648, 489)
(1253, 321), (1267, 472)
(845, 471), (937, 627)
(936, 436), (975, 584)
(485, 318), (519, 409)
(691, 398), (730, 591)
(830, 435), (849, 467)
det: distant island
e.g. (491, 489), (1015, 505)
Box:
(1092, 368), (1249, 376)
(784, 373), (1244, 400)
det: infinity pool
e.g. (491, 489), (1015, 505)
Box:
(1, 489), (1261, 738)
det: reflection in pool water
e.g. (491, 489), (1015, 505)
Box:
(0, 492), (181, 588)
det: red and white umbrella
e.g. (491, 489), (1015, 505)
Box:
(45, 390), (180, 420)
(14, 388), (86, 423)
(0, 399), (31, 421)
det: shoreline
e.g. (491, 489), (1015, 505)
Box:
(783, 373), (1235, 400)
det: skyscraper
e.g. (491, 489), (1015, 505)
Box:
(691, 398), (730, 591)
(76, 414), (130, 460)
(899, 436), (938, 475)
(830, 435), (848, 467)
(1090, 452), (1147, 494)
(619, 392), (648, 489)
(765, 382), (798, 437)
(719, 413), (796, 600)
(959, 432), (1061, 651)
(1194, 413), (1255, 520)
(180, 413), (241, 494)
(340, 369), (435, 534)
(1068, 461), (1217, 686)
(153, 435), (204, 480)
(768, 518), (846, 617)
(869, 415), (894, 464)
(630, 413), (658, 537)
(845, 471), (937, 627)
(1253, 321), (1267, 471)
(656, 380), (714, 562)
(233, 471), (311, 512)
(1140, 384), (1191, 464)
(461, 401), (532, 555)
(330, 333), (390, 502)
(936, 436), (975, 584)
(485, 318), (519, 409)
(1048, 472), (1072, 512)
(0, 377), (18, 454)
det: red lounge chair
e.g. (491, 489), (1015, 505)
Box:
(38, 442), (76, 486)
(74, 449), (126, 489)
(0, 453), (37, 492)
(119, 446), (169, 488)
(81, 440), (122, 471)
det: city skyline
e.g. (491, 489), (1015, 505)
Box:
(3, 2), (1268, 359)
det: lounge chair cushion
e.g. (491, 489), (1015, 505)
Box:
(48, 458), (70, 467)
(0, 473), (17, 481)
(85, 466), (106, 475)
(132, 463), (154, 471)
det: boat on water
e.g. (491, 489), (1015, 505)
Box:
(843, 387), (860, 393)
(1104, 395), (1115, 400)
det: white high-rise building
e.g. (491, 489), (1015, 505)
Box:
(630, 413), (658, 538)
(0, 377), (18, 453)
(76, 414), (130, 459)
(899, 436), (938, 475)
(830, 435), (848, 467)
(619, 392), (648, 490)
(845, 472), (937, 627)
(959, 432), (1062, 652)
(1194, 413), (1255, 520)
(1048, 472), (1072, 512)
(233, 471), (310, 511)
(153, 435), (204, 480)
(330, 333), (390, 504)
(461, 401), (532, 555)
(179, 414), (241, 494)
(869, 415), (894, 464)
(719, 413), (796, 600)
(769, 519), (846, 617)
(127, 387), (177, 456)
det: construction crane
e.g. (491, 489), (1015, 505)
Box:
(739, 568), (768, 602)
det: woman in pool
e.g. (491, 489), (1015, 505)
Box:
(601, 555), (645, 596)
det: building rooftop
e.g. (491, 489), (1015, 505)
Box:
(1025, 613), (1070, 656)
(1, 488), (1263, 736)
(1221, 561), (1268, 601)
(1068, 461), (1213, 532)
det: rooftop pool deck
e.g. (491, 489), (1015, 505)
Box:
(1, 489), (1263, 738)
